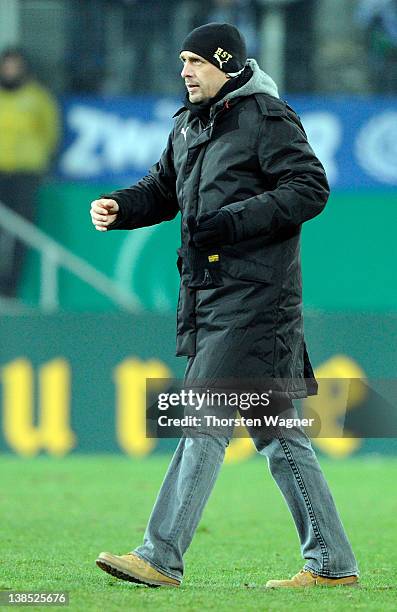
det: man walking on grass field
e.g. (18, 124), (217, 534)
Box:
(90, 23), (359, 588)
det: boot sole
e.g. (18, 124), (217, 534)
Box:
(96, 559), (180, 588)
(320, 581), (360, 588)
(266, 580), (360, 589)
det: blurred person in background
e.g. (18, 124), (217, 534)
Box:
(356, 0), (397, 92)
(124, 0), (177, 94)
(91, 23), (359, 589)
(0, 48), (60, 298)
(67, 0), (107, 92)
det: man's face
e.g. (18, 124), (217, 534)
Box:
(180, 51), (229, 103)
(0, 55), (27, 89)
(0, 56), (26, 80)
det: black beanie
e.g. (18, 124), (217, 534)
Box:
(180, 23), (247, 76)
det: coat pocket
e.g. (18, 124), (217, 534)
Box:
(178, 246), (224, 289)
(223, 254), (274, 284)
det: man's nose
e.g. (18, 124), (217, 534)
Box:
(181, 62), (192, 79)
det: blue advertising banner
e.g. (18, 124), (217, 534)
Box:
(57, 95), (397, 190)
(58, 96), (179, 186)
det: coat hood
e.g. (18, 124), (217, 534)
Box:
(216, 58), (279, 106)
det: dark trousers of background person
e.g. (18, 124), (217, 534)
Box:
(0, 173), (41, 298)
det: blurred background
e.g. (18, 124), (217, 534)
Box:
(0, 0), (396, 460)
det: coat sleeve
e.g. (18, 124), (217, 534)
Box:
(222, 112), (330, 242)
(104, 131), (179, 230)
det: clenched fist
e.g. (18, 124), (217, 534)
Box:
(90, 198), (119, 232)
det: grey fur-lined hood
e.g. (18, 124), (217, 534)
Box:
(217, 58), (279, 105)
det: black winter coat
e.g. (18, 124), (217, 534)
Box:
(107, 60), (329, 398)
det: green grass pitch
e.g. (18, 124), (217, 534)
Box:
(1, 454), (396, 611)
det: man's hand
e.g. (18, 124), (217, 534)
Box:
(90, 198), (119, 232)
(187, 210), (235, 250)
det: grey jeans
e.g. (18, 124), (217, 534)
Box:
(134, 399), (359, 583)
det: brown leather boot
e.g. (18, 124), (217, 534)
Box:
(96, 552), (180, 587)
(266, 569), (359, 588)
